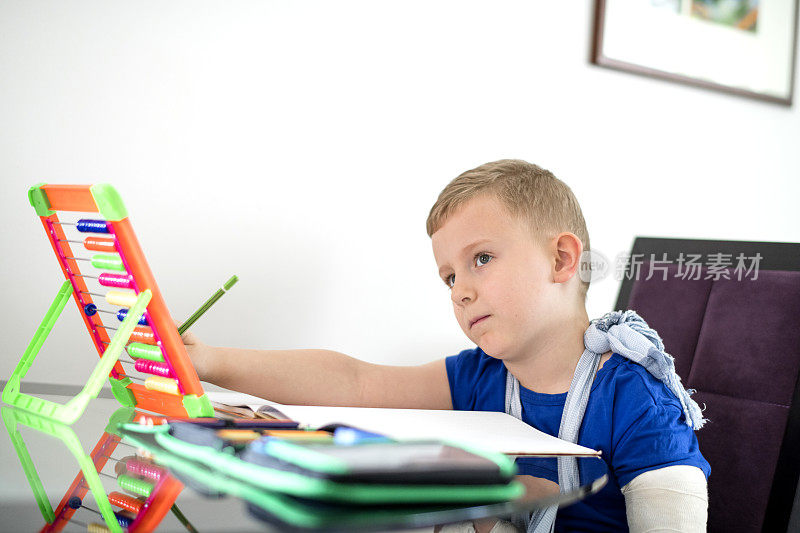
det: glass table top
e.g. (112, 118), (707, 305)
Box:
(0, 391), (608, 532)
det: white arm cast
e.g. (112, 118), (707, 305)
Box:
(621, 465), (708, 533)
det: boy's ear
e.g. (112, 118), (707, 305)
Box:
(552, 232), (583, 284)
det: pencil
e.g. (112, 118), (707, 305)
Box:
(177, 275), (238, 335)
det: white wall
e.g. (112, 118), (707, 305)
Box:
(2, 1), (798, 386)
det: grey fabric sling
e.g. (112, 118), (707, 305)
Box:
(504, 310), (705, 532)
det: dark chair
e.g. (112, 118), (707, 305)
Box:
(613, 237), (800, 533)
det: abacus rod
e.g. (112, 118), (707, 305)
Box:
(96, 324), (118, 330)
(51, 221), (77, 225)
(56, 238), (85, 245)
(69, 518), (89, 528)
(75, 274), (99, 279)
(77, 503), (103, 517)
(80, 290), (107, 298)
(65, 256), (91, 261)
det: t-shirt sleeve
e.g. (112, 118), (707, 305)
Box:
(445, 347), (505, 412)
(610, 366), (711, 488)
(445, 348), (482, 411)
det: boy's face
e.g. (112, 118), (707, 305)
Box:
(431, 194), (557, 362)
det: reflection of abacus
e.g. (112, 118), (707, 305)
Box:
(46, 413), (187, 533)
(58, 420), (188, 533)
(3, 405), (191, 533)
(3, 184), (213, 422)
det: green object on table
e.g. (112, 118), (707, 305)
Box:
(178, 275), (238, 335)
(121, 423), (523, 505)
(2, 406), (125, 533)
(1, 281), (151, 425)
(120, 424), (527, 530)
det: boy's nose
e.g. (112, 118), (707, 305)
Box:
(451, 280), (476, 305)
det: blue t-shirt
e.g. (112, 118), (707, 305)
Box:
(446, 347), (711, 532)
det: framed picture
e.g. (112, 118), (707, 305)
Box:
(592, 0), (799, 105)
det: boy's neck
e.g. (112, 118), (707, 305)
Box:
(504, 308), (595, 395)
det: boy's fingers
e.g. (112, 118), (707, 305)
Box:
(172, 318), (190, 338)
(172, 318), (192, 342)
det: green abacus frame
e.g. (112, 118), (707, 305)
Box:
(2, 282), (150, 425)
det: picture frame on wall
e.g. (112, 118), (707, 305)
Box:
(592, 0), (799, 105)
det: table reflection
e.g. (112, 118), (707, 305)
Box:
(4, 402), (608, 532)
(2, 406), (195, 532)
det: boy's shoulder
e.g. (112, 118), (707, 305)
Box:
(596, 353), (688, 415)
(594, 353), (709, 483)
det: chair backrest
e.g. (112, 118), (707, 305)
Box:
(613, 237), (800, 533)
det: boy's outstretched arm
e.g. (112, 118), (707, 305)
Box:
(183, 330), (453, 409)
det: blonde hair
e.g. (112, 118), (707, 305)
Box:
(426, 159), (590, 298)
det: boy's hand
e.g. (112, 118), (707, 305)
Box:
(174, 320), (215, 381)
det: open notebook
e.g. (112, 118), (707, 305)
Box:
(207, 391), (600, 457)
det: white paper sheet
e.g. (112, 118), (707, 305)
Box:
(207, 391), (600, 457)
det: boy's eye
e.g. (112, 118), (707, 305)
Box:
(442, 253), (492, 290)
(475, 253), (492, 267)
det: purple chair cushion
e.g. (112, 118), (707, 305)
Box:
(627, 264), (712, 380)
(690, 271), (800, 405)
(627, 265), (800, 533)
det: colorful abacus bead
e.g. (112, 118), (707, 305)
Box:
(108, 491), (143, 514)
(128, 326), (156, 344)
(117, 474), (153, 497)
(91, 253), (125, 271)
(125, 458), (165, 481)
(144, 376), (181, 395)
(117, 308), (148, 326)
(84, 237), (117, 252)
(128, 343), (164, 361)
(67, 497), (132, 528)
(135, 359), (172, 377)
(84, 303), (98, 316)
(115, 513), (133, 528)
(67, 496), (82, 509)
(98, 273), (134, 289)
(76, 219), (110, 233)
(106, 290), (138, 307)
(87, 523), (111, 533)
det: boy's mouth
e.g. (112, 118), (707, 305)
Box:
(469, 315), (490, 328)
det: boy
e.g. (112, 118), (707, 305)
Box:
(184, 160), (710, 532)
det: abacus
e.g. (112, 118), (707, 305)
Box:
(2, 184), (213, 423)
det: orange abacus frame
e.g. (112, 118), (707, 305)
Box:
(25, 184), (213, 418)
